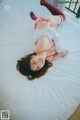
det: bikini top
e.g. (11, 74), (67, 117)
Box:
(37, 42), (56, 59)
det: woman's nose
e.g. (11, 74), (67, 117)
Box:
(38, 61), (43, 67)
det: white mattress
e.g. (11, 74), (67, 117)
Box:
(0, 0), (80, 120)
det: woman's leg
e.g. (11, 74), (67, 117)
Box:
(30, 12), (64, 28)
(40, 0), (66, 21)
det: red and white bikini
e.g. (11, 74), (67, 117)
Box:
(37, 42), (56, 59)
(34, 17), (51, 29)
(32, 18), (65, 54)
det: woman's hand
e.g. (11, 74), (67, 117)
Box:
(59, 49), (69, 57)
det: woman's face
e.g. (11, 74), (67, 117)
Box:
(30, 55), (45, 71)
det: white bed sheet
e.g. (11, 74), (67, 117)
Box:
(0, 0), (80, 120)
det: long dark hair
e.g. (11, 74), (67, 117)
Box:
(16, 52), (53, 80)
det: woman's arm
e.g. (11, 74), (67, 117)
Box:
(35, 36), (50, 54)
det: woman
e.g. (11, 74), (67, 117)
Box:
(17, 0), (69, 80)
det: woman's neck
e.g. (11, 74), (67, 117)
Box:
(35, 51), (47, 59)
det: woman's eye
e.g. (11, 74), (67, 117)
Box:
(33, 61), (36, 64)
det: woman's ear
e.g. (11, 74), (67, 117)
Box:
(31, 55), (35, 58)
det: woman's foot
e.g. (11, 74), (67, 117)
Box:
(30, 11), (37, 20)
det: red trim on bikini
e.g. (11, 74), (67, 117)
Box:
(37, 43), (56, 58)
(34, 17), (51, 29)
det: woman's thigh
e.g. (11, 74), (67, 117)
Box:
(49, 15), (63, 26)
